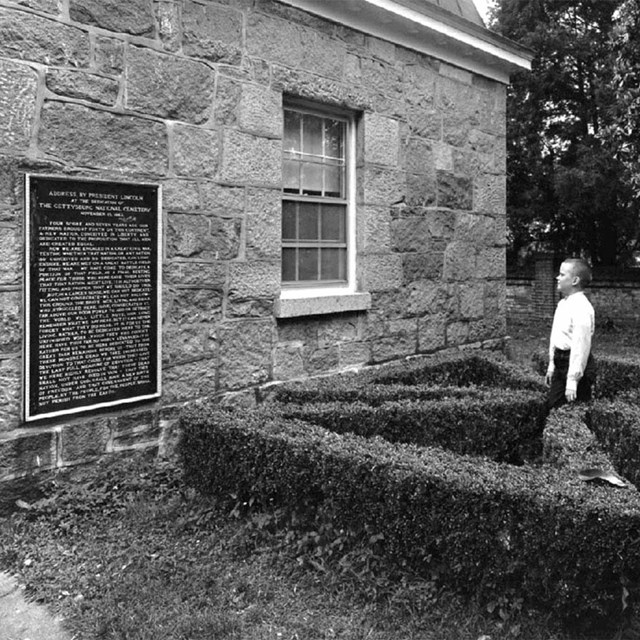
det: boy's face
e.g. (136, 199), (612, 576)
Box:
(556, 261), (579, 296)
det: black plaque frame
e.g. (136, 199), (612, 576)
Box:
(24, 175), (162, 421)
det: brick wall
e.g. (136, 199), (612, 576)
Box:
(0, 0), (509, 487)
(507, 256), (640, 328)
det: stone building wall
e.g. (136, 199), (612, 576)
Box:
(0, 0), (509, 488)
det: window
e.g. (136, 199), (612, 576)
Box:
(282, 102), (352, 288)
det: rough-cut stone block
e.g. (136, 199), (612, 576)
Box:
(406, 103), (441, 140)
(417, 313), (446, 352)
(459, 283), (485, 319)
(437, 171), (472, 210)
(476, 247), (506, 279)
(433, 141), (454, 172)
(370, 319), (417, 362)
(362, 253), (403, 291)
(367, 35), (396, 63)
(61, 419), (110, 462)
(391, 217), (431, 252)
(306, 346), (340, 375)
(361, 57), (403, 102)
(162, 322), (211, 364)
(0, 289), (20, 352)
(468, 315), (506, 342)
(0, 8), (90, 66)
(0, 356), (20, 432)
(93, 36), (124, 74)
(172, 125), (219, 179)
(443, 241), (477, 281)
(239, 84), (282, 138)
(475, 174), (506, 215)
(163, 179), (200, 212)
(247, 12), (343, 79)
(220, 130), (281, 186)
(228, 261), (280, 299)
(167, 212), (240, 260)
(213, 76), (242, 127)
(485, 280), (506, 316)
(407, 281), (449, 316)
(0, 60), (37, 152)
(454, 212), (495, 245)
(163, 360), (218, 402)
(15, 0), (58, 14)
(219, 319), (274, 390)
(111, 411), (159, 449)
(403, 137), (434, 174)
(183, 0), (242, 63)
(227, 299), (274, 318)
(317, 314), (361, 347)
(339, 341), (371, 368)
(272, 66), (372, 111)
(406, 171), (437, 207)
(364, 205), (392, 251)
(39, 102), (168, 173)
(402, 251), (445, 282)
(126, 47), (215, 124)
(0, 227), (20, 285)
(167, 287), (222, 324)
(0, 429), (56, 478)
(156, 1), (181, 52)
(273, 342), (306, 380)
(364, 113), (399, 167)
(46, 69), (119, 106)
(446, 320), (470, 346)
(70, 0), (155, 36)
(246, 188), (280, 259)
(164, 261), (227, 287)
(363, 166), (404, 206)
(200, 183), (245, 212)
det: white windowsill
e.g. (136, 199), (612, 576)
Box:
(274, 292), (372, 318)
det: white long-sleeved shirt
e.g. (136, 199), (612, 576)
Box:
(547, 291), (595, 392)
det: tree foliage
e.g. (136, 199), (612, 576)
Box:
(492, 0), (640, 267)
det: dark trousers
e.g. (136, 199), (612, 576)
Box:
(547, 349), (596, 411)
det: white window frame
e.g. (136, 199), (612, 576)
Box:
(281, 100), (356, 296)
(276, 100), (371, 318)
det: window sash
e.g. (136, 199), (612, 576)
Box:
(282, 104), (352, 288)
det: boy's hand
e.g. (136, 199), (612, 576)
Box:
(545, 370), (553, 386)
(565, 388), (577, 402)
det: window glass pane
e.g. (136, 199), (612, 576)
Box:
(321, 248), (346, 280)
(324, 164), (343, 198)
(282, 201), (297, 240)
(299, 248), (319, 280)
(303, 114), (323, 156)
(325, 119), (344, 159)
(298, 202), (318, 240)
(320, 204), (345, 242)
(283, 159), (300, 194)
(282, 248), (297, 281)
(284, 110), (301, 153)
(301, 163), (323, 196)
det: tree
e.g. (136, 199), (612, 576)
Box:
(492, 0), (639, 267)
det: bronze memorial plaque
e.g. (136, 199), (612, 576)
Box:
(25, 175), (162, 421)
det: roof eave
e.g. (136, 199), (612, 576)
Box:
(278, 0), (533, 84)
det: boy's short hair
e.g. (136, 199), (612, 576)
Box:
(564, 257), (592, 288)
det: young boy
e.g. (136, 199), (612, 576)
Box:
(545, 258), (596, 410)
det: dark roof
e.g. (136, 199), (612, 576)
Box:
(426, 0), (484, 26)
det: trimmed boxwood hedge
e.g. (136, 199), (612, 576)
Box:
(277, 390), (546, 463)
(532, 350), (640, 400)
(585, 400), (640, 488)
(178, 351), (640, 627)
(178, 403), (640, 626)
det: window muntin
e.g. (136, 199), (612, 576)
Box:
(282, 105), (350, 287)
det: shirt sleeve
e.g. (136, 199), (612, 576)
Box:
(566, 307), (592, 391)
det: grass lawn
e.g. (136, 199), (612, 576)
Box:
(0, 319), (636, 640)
